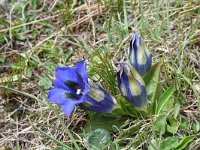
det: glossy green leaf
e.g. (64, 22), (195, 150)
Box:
(155, 114), (167, 135)
(85, 128), (111, 150)
(179, 118), (189, 130)
(156, 86), (175, 115)
(160, 137), (179, 150)
(166, 115), (178, 134)
(144, 62), (163, 111)
(175, 136), (194, 150)
(161, 97), (174, 113)
(192, 120), (200, 133)
(173, 103), (180, 119)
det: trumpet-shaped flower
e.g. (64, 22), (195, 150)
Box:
(117, 63), (147, 107)
(48, 61), (116, 117)
(128, 32), (152, 76)
(48, 61), (90, 116)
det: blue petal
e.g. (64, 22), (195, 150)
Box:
(80, 84), (115, 112)
(122, 74), (147, 107)
(75, 61), (88, 83)
(136, 52), (152, 76)
(128, 32), (152, 76)
(117, 64), (147, 107)
(48, 88), (68, 105)
(127, 86), (147, 107)
(54, 79), (72, 91)
(60, 100), (76, 117)
(55, 67), (82, 84)
(83, 83), (91, 94)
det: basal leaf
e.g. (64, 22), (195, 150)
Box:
(143, 62), (163, 111)
(173, 103), (180, 119)
(156, 86), (175, 115)
(175, 136), (194, 150)
(155, 114), (167, 135)
(84, 114), (125, 132)
(166, 115), (178, 134)
(192, 120), (200, 133)
(160, 137), (179, 150)
(85, 128), (111, 150)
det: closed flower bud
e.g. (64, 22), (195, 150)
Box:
(117, 63), (147, 107)
(128, 32), (152, 76)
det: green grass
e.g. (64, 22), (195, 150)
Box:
(0, 0), (199, 149)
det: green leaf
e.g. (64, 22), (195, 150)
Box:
(84, 114), (125, 132)
(0, 33), (6, 43)
(15, 33), (27, 41)
(160, 137), (179, 150)
(144, 62), (163, 111)
(148, 139), (158, 150)
(179, 118), (189, 130)
(0, 55), (5, 63)
(192, 120), (200, 133)
(173, 103), (180, 119)
(175, 136), (194, 150)
(0, 17), (9, 27)
(155, 114), (167, 135)
(25, 67), (33, 78)
(115, 95), (148, 118)
(161, 97), (174, 113)
(166, 115), (178, 134)
(85, 128), (111, 150)
(156, 85), (175, 115)
(38, 77), (52, 90)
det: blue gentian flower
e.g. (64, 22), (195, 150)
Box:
(48, 61), (116, 117)
(117, 63), (147, 107)
(80, 83), (116, 113)
(48, 61), (91, 117)
(128, 32), (152, 76)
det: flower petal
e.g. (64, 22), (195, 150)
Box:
(75, 61), (88, 83)
(60, 100), (76, 117)
(117, 63), (147, 107)
(48, 61), (91, 117)
(55, 67), (82, 84)
(48, 88), (67, 105)
(80, 83), (116, 112)
(54, 79), (72, 91)
(128, 32), (152, 76)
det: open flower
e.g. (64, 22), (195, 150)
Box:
(128, 32), (152, 76)
(80, 83), (116, 113)
(48, 61), (116, 117)
(117, 63), (147, 107)
(48, 61), (91, 117)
